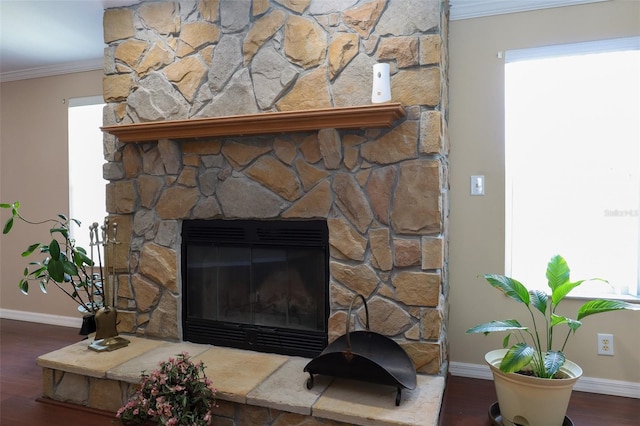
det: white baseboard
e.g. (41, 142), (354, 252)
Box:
(575, 375), (640, 399)
(449, 361), (640, 399)
(449, 361), (494, 380)
(0, 309), (82, 328)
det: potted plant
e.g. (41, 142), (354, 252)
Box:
(467, 254), (638, 426)
(116, 352), (216, 425)
(1, 201), (105, 334)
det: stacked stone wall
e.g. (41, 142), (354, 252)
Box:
(102, 0), (450, 375)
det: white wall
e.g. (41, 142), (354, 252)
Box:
(448, 0), (640, 385)
(0, 70), (103, 323)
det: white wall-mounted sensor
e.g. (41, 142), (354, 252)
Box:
(371, 63), (391, 103)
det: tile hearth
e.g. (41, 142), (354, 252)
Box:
(38, 336), (444, 425)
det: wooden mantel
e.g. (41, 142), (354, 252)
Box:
(101, 103), (406, 143)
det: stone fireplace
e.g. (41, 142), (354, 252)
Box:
(102, 0), (450, 376)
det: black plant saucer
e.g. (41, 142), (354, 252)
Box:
(489, 402), (574, 426)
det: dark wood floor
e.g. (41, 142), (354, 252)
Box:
(439, 374), (639, 425)
(1, 319), (638, 425)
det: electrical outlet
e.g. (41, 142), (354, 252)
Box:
(597, 333), (614, 356)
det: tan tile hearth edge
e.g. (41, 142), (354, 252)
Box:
(194, 346), (289, 403)
(247, 356), (333, 415)
(36, 336), (164, 378)
(108, 341), (213, 381)
(37, 337), (444, 426)
(314, 375), (445, 426)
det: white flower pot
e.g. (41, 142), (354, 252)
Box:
(485, 349), (582, 426)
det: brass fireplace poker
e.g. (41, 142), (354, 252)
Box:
(89, 218), (130, 352)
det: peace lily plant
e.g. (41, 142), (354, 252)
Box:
(1, 201), (104, 315)
(467, 254), (639, 379)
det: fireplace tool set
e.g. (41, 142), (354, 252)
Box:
(304, 294), (417, 406)
(88, 218), (130, 352)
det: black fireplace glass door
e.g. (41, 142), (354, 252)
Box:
(185, 244), (326, 332)
(182, 219), (329, 357)
(250, 247), (325, 330)
(186, 245), (252, 324)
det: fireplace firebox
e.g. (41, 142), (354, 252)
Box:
(181, 219), (329, 358)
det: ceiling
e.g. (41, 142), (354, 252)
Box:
(0, 0), (140, 81)
(0, 0), (607, 83)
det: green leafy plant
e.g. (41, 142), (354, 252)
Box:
(467, 254), (639, 378)
(117, 352), (216, 426)
(1, 201), (104, 313)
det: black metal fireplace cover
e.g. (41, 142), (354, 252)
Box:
(303, 294), (417, 406)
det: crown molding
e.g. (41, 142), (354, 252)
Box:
(450, 0), (609, 21)
(0, 58), (103, 83)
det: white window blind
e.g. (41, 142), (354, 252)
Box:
(505, 37), (640, 299)
(68, 96), (106, 252)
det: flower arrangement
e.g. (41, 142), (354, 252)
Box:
(116, 352), (216, 426)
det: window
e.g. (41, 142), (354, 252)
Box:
(505, 37), (639, 299)
(68, 96), (106, 252)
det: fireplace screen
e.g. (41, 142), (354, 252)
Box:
(182, 220), (328, 358)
